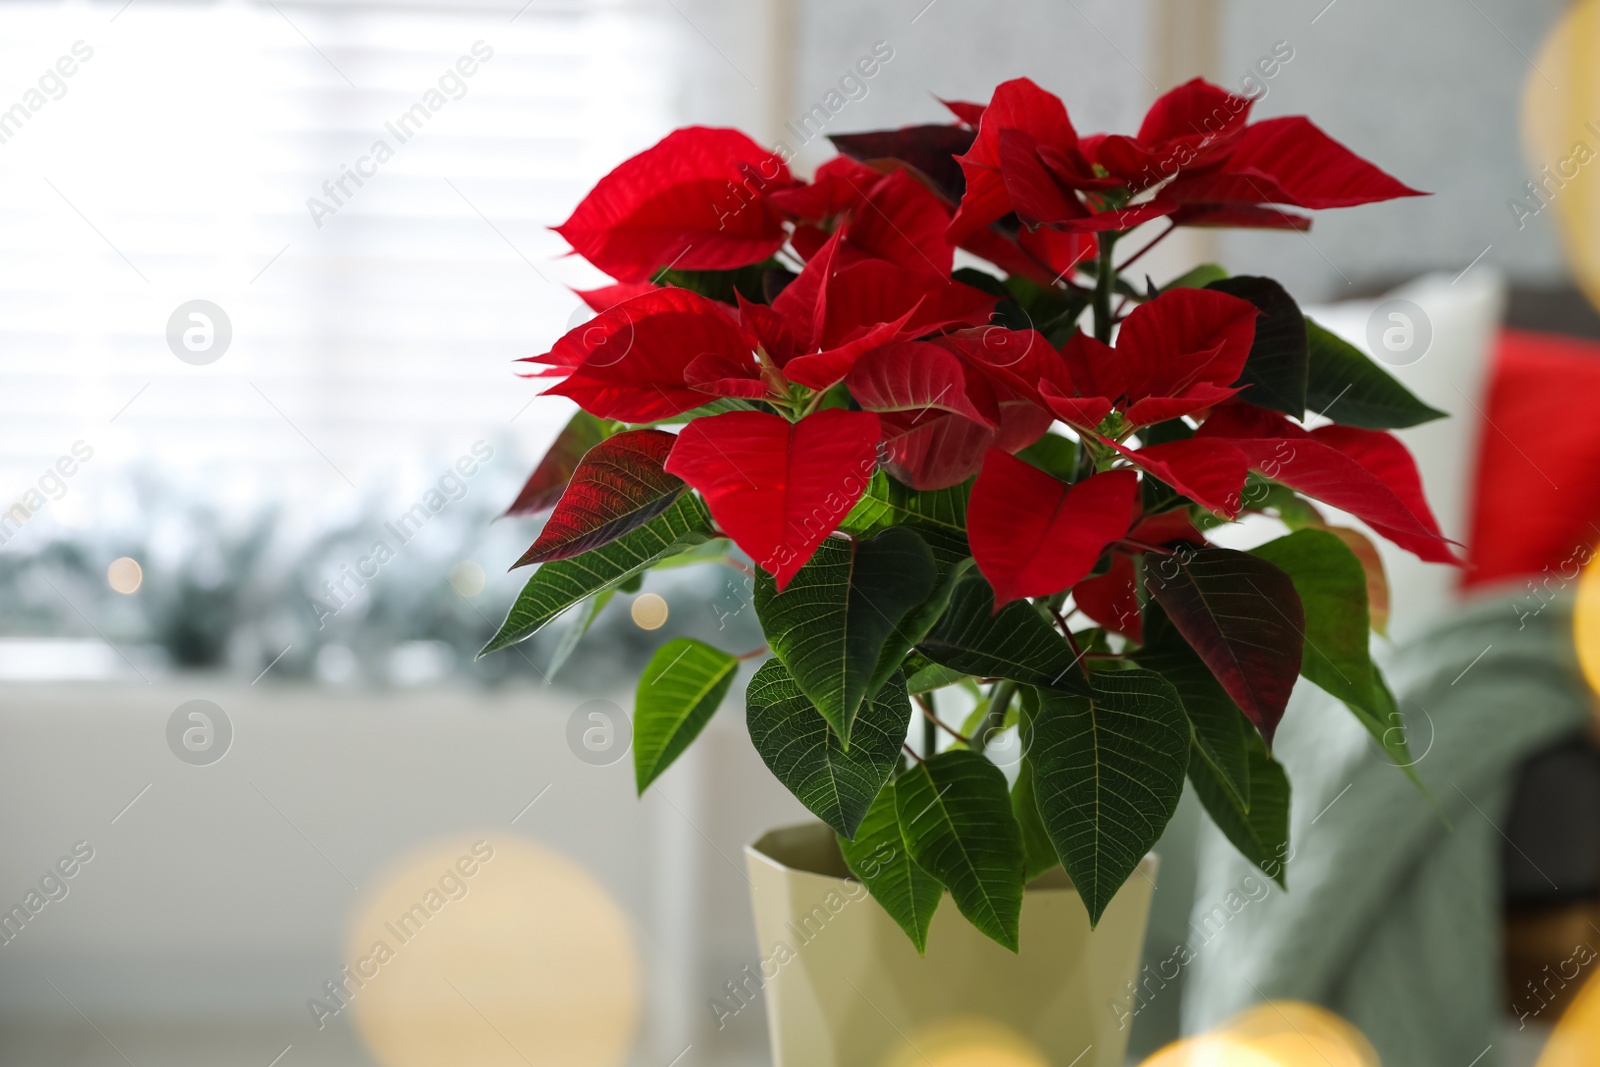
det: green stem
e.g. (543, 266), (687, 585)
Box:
(971, 680), (1018, 757)
(1092, 233), (1119, 343)
(920, 690), (939, 757)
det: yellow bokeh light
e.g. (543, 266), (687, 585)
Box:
(630, 592), (669, 630)
(1576, 553), (1600, 698)
(448, 560), (485, 598)
(1539, 967), (1600, 1067)
(1139, 1001), (1377, 1067)
(1222, 1001), (1378, 1067)
(106, 556), (142, 594)
(1522, 0), (1600, 313)
(882, 1020), (1051, 1067)
(1140, 1035), (1281, 1067)
(344, 834), (640, 1067)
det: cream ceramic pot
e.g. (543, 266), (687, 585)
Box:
(744, 823), (1156, 1067)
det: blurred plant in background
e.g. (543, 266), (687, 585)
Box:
(0, 451), (761, 688)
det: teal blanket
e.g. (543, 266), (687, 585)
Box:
(1181, 590), (1591, 1065)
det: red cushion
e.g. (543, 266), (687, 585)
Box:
(1466, 329), (1600, 589)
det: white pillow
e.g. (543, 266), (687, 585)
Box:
(1301, 270), (1507, 643)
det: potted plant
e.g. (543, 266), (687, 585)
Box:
(485, 76), (1449, 1066)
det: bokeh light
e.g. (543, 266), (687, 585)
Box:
(1139, 1001), (1377, 1067)
(1539, 967), (1600, 1067)
(630, 592), (669, 630)
(106, 556), (142, 594)
(448, 560), (485, 598)
(347, 835), (640, 1067)
(1522, 0), (1600, 314)
(881, 1020), (1051, 1067)
(1575, 552), (1600, 698)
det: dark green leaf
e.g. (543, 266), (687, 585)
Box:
(655, 260), (775, 304)
(634, 638), (739, 792)
(1012, 689), (1059, 881)
(838, 780), (942, 953)
(919, 575), (1089, 694)
(1188, 729), (1291, 888)
(747, 661), (911, 838)
(1029, 669), (1190, 925)
(1162, 263), (1229, 291)
(1208, 276), (1308, 419)
(1304, 318), (1447, 429)
(842, 472), (972, 576)
(1132, 605), (1251, 809)
(906, 660), (969, 695)
(896, 750), (1025, 951)
(1012, 759), (1060, 883)
(755, 527), (938, 745)
(1016, 433), (1079, 481)
(481, 494), (712, 655)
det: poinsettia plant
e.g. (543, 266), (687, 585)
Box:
(486, 77), (1452, 951)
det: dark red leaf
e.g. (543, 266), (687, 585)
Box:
(663, 409), (882, 589)
(502, 411), (608, 518)
(1144, 547), (1303, 742)
(828, 125), (977, 205)
(969, 452), (1138, 607)
(514, 429), (685, 566)
(1073, 552), (1142, 641)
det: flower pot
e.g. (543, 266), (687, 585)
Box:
(744, 822), (1157, 1067)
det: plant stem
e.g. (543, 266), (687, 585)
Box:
(915, 691), (972, 748)
(918, 692), (938, 755)
(1092, 233), (1120, 344)
(970, 679), (1017, 757)
(1115, 220), (1174, 274)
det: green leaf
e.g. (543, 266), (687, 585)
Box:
(1132, 605), (1251, 809)
(1016, 433), (1079, 481)
(481, 494), (712, 655)
(1012, 759), (1060, 883)
(1304, 318), (1447, 429)
(905, 658), (969, 695)
(1249, 530), (1377, 707)
(838, 780), (942, 953)
(633, 638), (739, 793)
(654, 260), (775, 304)
(1188, 730), (1291, 888)
(545, 589), (615, 680)
(1012, 689), (1059, 882)
(1029, 669), (1190, 926)
(895, 750), (1025, 951)
(746, 660), (911, 838)
(755, 527), (938, 746)
(918, 575), (1089, 694)
(1162, 263), (1229, 291)
(1207, 276), (1308, 419)
(842, 472), (972, 576)
(1248, 529), (1415, 771)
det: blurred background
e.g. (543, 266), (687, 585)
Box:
(4, 0), (1600, 1065)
